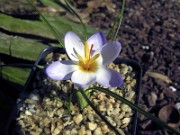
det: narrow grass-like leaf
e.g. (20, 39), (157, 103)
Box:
(107, 0), (125, 41)
(43, 14), (95, 38)
(88, 87), (180, 135)
(76, 89), (90, 109)
(107, 16), (118, 40)
(40, 0), (64, 10)
(51, 0), (74, 14)
(26, 0), (64, 48)
(112, 0), (125, 41)
(64, 0), (87, 40)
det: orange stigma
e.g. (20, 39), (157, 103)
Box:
(89, 44), (94, 60)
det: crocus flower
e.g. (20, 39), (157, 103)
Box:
(46, 31), (123, 88)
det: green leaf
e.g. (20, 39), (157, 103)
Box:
(42, 13), (97, 39)
(1, 66), (31, 85)
(40, 0), (65, 10)
(0, 13), (97, 42)
(0, 33), (47, 61)
(0, 13), (56, 39)
(76, 89), (90, 109)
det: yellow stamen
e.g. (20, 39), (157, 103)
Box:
(84, 42), (89, 59)
(90, 54), (100, 64)
(76, 42), (100, 72)
(76, 53), (83, 61)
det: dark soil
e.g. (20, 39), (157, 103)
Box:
(79, 0), (180, 134)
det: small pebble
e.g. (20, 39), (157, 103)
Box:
(122, 118), (131, 124)
(169, 86), (177, 92)
(78, 126), (86, 135)
(87, 122), (97, 131)
(73, 114), (83, 124)
(29, 94), (39, 101)
(53, 127), (61, 135)
(175, 102), (180, 110)
(93, 127), (103, 135)
(25, 110), (32, 116)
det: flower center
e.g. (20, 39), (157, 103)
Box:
(76, 42), (100, 72)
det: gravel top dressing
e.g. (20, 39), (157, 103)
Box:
(16, 52), (137, 135)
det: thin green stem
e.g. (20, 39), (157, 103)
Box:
(107, 0), (125, 41)
(107, 17), (117, 40)
(64, 0), (87, 40)
(53, 0), (74, 15)
(87, 87), (180, 135)
(26, 0), (64, 48)
(112, 0), (125, 41)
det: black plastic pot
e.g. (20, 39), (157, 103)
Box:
(7, 46), (142, 135)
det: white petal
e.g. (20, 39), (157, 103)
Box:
(95, 41), (121, 65)
(71, 70), (96, 88)
(87, 32), (107, 52)
(46, 60), (78, 80)
(96, 66), (123, 87)
(64, 31), (84, 61)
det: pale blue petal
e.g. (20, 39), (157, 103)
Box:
(46, 60), (78, 80)
(94, 41), (121, 65)
(96, 66), (123, 87)
(87, 32), (107, 52)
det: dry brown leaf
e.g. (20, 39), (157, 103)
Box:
(158, 104), (180, 128)
(146, 71), (172, 84)
(84, 0), (116, 13)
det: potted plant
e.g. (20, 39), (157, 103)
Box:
(2, 1), (179, 135)
(7, 31), (142, 135)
